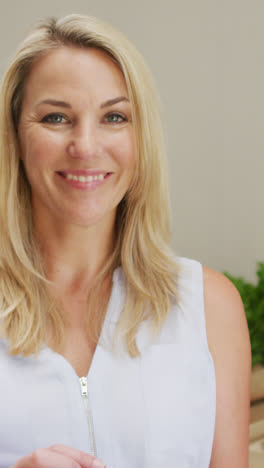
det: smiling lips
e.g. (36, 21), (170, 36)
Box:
(66, 173), (105, 182)
(57, 170), (112, 188)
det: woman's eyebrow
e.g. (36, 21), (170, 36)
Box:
(35, 99), (71, 109)
(100, 96), (129, 108)
(35, 96), (129, 109)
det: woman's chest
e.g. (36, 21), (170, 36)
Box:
(62, 330), (97, 377)
(0, 342), (215, 468)
(95, 344), (216, 467)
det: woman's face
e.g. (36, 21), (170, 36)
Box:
(18, 46), (135, 230)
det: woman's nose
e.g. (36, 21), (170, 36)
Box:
(67, 123), (101, 160)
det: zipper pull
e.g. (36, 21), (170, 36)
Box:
(80, 376), (88, 397)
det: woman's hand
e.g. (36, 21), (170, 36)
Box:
(11, 444), (106, 468)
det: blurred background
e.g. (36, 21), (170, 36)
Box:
(0, 0), (262, 282)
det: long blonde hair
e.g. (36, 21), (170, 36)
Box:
(0, 14), (179, 357)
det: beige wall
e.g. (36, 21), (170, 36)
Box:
(0, 0), (262, 282)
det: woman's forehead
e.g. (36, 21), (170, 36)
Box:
(22, 46), (129, 108)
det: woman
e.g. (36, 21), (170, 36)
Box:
(0, 14), (250, 468)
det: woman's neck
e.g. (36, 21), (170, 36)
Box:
(34, 215), (115, 291)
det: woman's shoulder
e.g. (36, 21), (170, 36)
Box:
(174, 258), (250, 357)
(202, 264), (250, 352)
(175, 257), (247, 313)
(202, 265), (246, 328)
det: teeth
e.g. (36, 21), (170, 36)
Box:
(65, 173), (106, 182)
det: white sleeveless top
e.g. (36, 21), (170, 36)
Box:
(0, 257), (216, 468)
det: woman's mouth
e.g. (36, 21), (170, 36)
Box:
(56, 171), (112, 189)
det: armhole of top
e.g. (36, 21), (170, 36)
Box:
(198, 262), (213, 359)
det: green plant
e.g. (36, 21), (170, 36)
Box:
(224, 262), (264, 368)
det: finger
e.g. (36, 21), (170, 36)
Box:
(29, 448), (82, 468)
(12, 448), (81, 468)
(12, 455), (33, 468)
(50, 444), (106, 468)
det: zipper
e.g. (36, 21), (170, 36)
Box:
(79, 376), (97, 457)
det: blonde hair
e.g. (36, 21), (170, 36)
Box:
(0, 14), (179, 357)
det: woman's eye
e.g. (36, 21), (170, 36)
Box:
(105, 113), (127, 124)
(41, 113), (67, 124)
